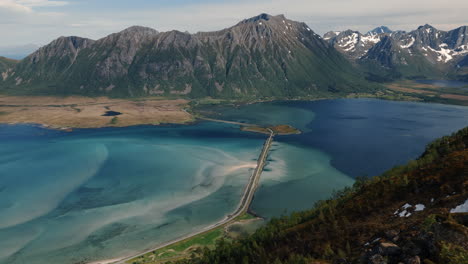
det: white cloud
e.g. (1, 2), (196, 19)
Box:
(0, 0), (67, 14)
(0, 0), (33, 13)
(74, 0), (467, 36)
(16, 0), (68, 7)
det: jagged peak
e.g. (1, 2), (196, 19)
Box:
(417, 24), (436, 31)
(341, 29), (361, 35)
(96, 25), (160, 45)
(243, 13), (273, 22)
(367, 26), (392, 35)
(157, 30), (192, 40)
(323, 31), (339, 39)
(52, 35), (93, 42)
(238, 13), (290, 25)
(47, 36), (94, 49)
(323, 31), (342, 37)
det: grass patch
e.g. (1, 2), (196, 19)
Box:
(110, 117), (118, 125)
(169, 228), (223, 252)
(127, 227), (224, 264)
(440, 242), (468, 264)
(236, 213), (257, 221)
(384, 80), (468, 105)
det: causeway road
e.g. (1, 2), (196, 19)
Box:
(110, 127), (274, 264)
(197, 116), (260, 127)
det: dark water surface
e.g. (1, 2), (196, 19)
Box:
(415, 79), (468, 89)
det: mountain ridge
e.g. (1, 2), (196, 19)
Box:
(0, 14), (376, 98)
(324, 24), (468, 81)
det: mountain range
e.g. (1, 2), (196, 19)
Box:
(0, 14), (467, 98)
(0, 14), (371, 98)
(324, 25), (468, 81)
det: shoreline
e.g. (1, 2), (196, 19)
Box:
(1, 92), (467, 131)
(3, 97), (467, 132)
(0, 118), (198, 131)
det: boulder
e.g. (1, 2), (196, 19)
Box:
(379, 242), (401, 255)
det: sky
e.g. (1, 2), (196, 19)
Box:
(0, 0), (467, 54)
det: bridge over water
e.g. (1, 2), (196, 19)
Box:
(110, 122), (274, 264)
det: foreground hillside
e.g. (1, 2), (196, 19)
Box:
(172, 127), (468, 264)
(0, 14), (375, 98)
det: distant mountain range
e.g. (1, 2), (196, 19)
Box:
(324, 24), (468, 81)
(0, 14), (372, 98)
(0, 14), (467, 98)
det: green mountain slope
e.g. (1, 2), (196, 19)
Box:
(174, 127), (468, 264)
(0, 14), (377, 98)
(0, 56), (18, 74)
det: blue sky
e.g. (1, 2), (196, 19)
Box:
(0, 0), (467, 49)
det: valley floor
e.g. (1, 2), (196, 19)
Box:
(0, 96), (193, 129)
(385, 80), (468, 105)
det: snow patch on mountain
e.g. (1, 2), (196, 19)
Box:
(400, 37), (415, 49)
(362, 34), (381, 44)
(451, 199), (468, 213)
(427, 44), (468, 63)
(339, 33), (359, 51)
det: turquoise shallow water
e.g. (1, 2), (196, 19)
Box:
(0, 122), (265, 264)
(1, 99), (467, 263)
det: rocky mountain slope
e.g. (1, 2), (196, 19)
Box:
(324, 25), (468, 81)
(175, 127), (468, 264)
(324, 30), (382, 60)
(0, 14), (374, 98)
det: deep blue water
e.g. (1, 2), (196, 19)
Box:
(203, 99), (468, 216)
(415, 79), (468, 89)
(1, 99), (467, 264)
